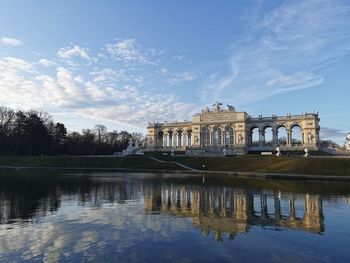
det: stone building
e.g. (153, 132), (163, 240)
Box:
(146, 102), (320, 153)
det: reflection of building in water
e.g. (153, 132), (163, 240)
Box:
(144, 185), (324, 241)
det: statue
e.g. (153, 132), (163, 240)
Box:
(201, 106), (210, 113)
(125, 139), (134, 155)
(276, 147), (282, 157)
(227, 104), (235, 112)
(304, 148), (310, 158)
(238, 133), (244, 143)
(194, 135), (199, 144)
(213, 101), (223, 112)
(307, 132), (314, 143)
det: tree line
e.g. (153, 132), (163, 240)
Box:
(0, 106), (143, 156)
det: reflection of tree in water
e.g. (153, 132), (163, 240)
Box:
(144, 184), (325, 241)
(0, 171), (143, 223)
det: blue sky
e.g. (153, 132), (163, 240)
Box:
(0, 0), (349, 144)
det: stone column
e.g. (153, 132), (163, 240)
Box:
(173, 133), (177, 148)
(222, 130), (226, 145)
(272, 129), (277, 146)
(287, 129), (292, 146)
(259, 129), (264, 147)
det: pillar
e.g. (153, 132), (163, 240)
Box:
(272, 129), (277, 146)
(222, 130), (226, 145)
(287, 129), (292, 146)
(259, 129), (265, 146)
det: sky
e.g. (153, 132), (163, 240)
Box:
(0, 0), (349, 144)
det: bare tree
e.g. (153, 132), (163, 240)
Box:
(94, 124), (107, 144)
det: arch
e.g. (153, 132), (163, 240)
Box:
(225, 126), (234, 146)
(291, 124), (302, 146)
(157, 130), (164, 147)
(201, 127), (210, 146)
(187, 129), (192, 147)
(251, 127), (259, 146)
(263, 126), (273, 146)
(213, 127), (222, 146)
(276, 126), (287, 146)
(168, 130), (173, 147)
(177, 129), (183, 147)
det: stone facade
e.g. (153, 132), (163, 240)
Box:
(146, 102), (320, 153)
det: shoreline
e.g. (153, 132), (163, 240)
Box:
(1, 165), (350, 181)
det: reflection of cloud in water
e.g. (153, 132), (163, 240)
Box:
(0, 201), (191, 262)
(1, 172), (350, 262)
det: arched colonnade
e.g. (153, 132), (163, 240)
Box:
(248, 122), (313, 148)
(156, 128), (193, 148)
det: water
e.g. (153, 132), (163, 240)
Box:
(1, 170), (350, 262)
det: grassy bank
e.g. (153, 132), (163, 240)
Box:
(0, 156), (182, 170)
(162, 155), (350, 176)
(0, 155), (349, 176)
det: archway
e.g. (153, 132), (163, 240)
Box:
(213, 127), (222, 146)
(168, 130), (173, 147)
(177, 130), (183, 147)
(187, 129), (192, 147)
(264, 127), (273, 146)
(291, 125), (302, 146)
(277, 126), (287, 146)
(225, 127), (234, 146)
(251, 127), (259, 146)
(202, 127), (210, 146)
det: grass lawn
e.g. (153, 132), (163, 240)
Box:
(0, 155), (349, 176)
(157, 155), (350, 176)
(0, 156), (182, 170)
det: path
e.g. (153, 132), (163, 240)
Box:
(149, 157), (198, 171)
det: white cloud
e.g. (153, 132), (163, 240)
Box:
(172, 54), (185, 61)
(0, 37), (23, 46)
(57, 45), (90, 61)
(160, 68), (196, 84)
(0, 55), (194, 129)
(320, 127), (347, 140)
(89, 68), (126, 83)
(78, 93), (194, 128)
(105, 38), (148, 63)
(38, 58), (56, 67)
(202, 0), (350, 105)
(159, 68), (169, 76)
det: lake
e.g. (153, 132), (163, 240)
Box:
(1, 170), (350, 262)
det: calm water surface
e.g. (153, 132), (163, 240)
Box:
(1, 170), (350, 262)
